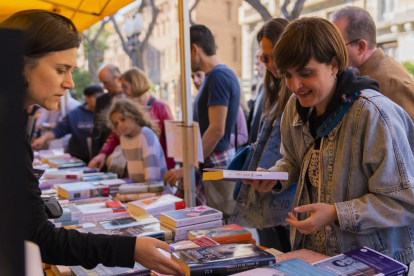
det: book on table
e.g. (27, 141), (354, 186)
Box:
(171, 243), (276, 276)
(70, 262), (150, 276)
(127, 194), (185, 218)
(313, 246), (408, 276)
(159, 205), (223, 228)
(57, 182), (109, 200)
(161, 219), (223, 242)
(188, 223), (252, 244)
(202, 169), (288, 181)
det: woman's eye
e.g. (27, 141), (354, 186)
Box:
(57, 69), (66, 74)
(300, 72), (312, 78)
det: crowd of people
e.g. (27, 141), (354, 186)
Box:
(3, 5), (414, 275)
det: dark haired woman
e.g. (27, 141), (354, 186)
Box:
(2, 10), (182, 275)
(245, 17), (414, 270)
(231, 18), (292, 252)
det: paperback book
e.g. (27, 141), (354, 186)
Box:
(159, 206), (222, 228)
(70, 262), (150, 276)
(313, 247), (408, 276)
(57, 182), (109, 200)
(127, 194), (185, 218)
(161, 219), (223, 241)
(171, 243), (276, 276)
(188, 224), (252, 244)
(202, 169), (288, 181)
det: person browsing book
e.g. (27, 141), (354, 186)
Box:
(108, 98), (167, 183)
(1, 10), (182, 275)
(243, 17), (414, 269)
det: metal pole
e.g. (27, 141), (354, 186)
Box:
(178, 0), (196, 207)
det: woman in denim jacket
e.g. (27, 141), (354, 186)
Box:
(231, 18), (292, 251)
(245, 17), (414, 266)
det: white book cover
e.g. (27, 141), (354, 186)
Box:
(161, 219), (223, 236)
(159, 206), (223, 227)
(127, 194), (184, 218)
(203, 169), (289, 181)
(99, 179), (127, 186)
(57, 182), (109, 200)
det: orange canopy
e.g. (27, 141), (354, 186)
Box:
(0, 0), (135, 32)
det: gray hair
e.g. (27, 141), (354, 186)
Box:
(330, 6), (376, 49)
(97, 63), (121, 78)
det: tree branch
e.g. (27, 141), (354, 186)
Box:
(138, 0), (148, 13)
(244, 0), (272, 22)
(109, 15), (132, 58)
(189, 0), (201, 26)
(281, 0), (306, 21)
(140, 0), (159, 52)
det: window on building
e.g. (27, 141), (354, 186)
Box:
(379, 0), (395, 22)
(378, 41), (399, 59)
(227, 0), (232, 21)
(232, 37), (238, 63)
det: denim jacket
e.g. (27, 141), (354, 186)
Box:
(271, 89), (414, 264)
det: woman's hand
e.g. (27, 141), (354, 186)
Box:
(134, 237), (183, 276)
(31, 137), (46, 149)
(87, 153), (106, 170)
(286, 203), (338, 235)
(164, 168), (183, 187)
(242, 167), (278, 193)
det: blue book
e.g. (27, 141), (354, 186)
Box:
(313, 246), (407, 276)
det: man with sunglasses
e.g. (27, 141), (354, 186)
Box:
(331, 7), (414, 121)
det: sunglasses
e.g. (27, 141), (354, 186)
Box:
(257, 54), (271, 64)
(346, 38), (360, 46)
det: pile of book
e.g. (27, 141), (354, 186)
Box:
(127, 194), (186, 218)
(160, 205), (223, 242)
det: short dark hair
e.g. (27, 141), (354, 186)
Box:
(330, 7), (377, 49)
(84, 85), (103, 96)
(1, 10), (81, 67)
(274, 17), (347, 74)
(190, 25), (216, 56)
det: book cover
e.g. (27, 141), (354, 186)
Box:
(99, 215), (159, 230)
(275, 248), (330, 264)
(232, 258), (335, 276)
(106, 221), (169, 241)
(117, 192), (158, 202)
(170, 237), (219, 251)
(70, 262), (150, 276)
(161, 219), (223, 237)
(313, 247), (407, 276)
(159, 206), (223, 228)
(202, 169), (288, 181)
(51, 265), (71, 276)
(127, 194), (185, 218)
(171, 243), (276, 276)
(188, 224), (252, 244)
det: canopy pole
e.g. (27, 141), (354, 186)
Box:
(178, 0), (196, 207)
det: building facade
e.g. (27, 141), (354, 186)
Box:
(239, 0), (414, 95)
(103, 0), (242, 117)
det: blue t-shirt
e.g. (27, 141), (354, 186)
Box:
(51, 103), (94, 163)
(193, 64), (240, 153)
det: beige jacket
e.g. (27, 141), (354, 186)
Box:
(359, 48), (414, 121)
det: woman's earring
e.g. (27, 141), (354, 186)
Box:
(24, 78), (29, 88)
(333, 74), (337, 81)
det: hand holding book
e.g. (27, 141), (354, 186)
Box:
(134, 237), (183, 276)
(242, 168), (279, 193)
(286, 203), (338, 235)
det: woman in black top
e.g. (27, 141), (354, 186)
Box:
(2, 10), (182, 275)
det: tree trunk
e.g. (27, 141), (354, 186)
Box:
(281, 0), (306, 21)
(244, 0), (272, 21)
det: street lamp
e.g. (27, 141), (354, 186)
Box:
(122, 13), (145, 66)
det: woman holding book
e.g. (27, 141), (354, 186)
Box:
(231, 18), (292, 252)
(244, 17), (414, 268)
(1, 10), (182, 275)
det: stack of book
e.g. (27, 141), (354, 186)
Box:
(188, 223), (253, 244)
(70, 262), (150, 276)
(57, 182), (110, 200)
(44, 155), (86, 169)
(159, 206), (223, 242)
(48, 204), (83, 227)
(80, 172), (118, 182)
(127, 194), (185, 218)
(117, 182), (165, 202)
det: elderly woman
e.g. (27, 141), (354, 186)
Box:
(2, 10), (181, 275)
(245, 17), (414, 268)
